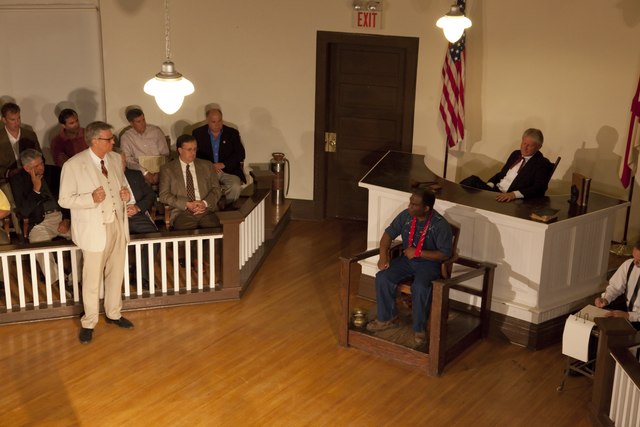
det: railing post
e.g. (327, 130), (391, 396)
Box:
(590, 317), (637, 424)
(218, 211), (243, 291)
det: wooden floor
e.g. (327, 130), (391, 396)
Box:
(0, 219), (593, 426)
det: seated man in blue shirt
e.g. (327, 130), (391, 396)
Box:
(192, 107), (246, 207)
(366, 189), (453, 345)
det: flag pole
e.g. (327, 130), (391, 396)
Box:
(623, 176), (635, 244)
(443, 140), (449, 179)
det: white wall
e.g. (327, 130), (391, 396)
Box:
(8, 1), (637, 239)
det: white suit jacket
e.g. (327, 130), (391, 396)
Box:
(58, 149), (130, 252)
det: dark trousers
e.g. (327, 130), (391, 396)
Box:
(128, 212), (158, 286)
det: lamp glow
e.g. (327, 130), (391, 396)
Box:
(436, 5), (472, 43)
(144, 61), (194, 115)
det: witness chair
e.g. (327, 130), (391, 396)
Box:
(549, 156), (561, 181)
(338, 225), (496, 376)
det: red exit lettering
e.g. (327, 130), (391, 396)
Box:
(357, 11), (378, 28)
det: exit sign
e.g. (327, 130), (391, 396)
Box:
(353, 11), (382, 30)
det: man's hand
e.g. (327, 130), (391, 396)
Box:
(28, 168), (43, 193)
(605, 310), (629, 319)
(186, 200), (206, 215)
(595, 297), (608, 308)
(120, 187), (131, 202)
(57, 219), (70, 234)
(377, 253), (390, 270)
(213, 162), (225, 174)
(127, 204), (141, 217)
(403, 246), (418, 260)
(144, 172), (159, 185)
(92, 186), (106, 203)
(496, 192), (517, 202)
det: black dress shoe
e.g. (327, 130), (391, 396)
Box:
(79, 328), (93, 344)
(105, 316), (134, 329)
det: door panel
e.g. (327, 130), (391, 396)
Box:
(323, 39), (417, 220)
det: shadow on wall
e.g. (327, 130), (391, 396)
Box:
(561, 125), (626, 200)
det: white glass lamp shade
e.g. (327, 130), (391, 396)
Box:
(143, 61), (195, 115)
(436, 9), (472, 43)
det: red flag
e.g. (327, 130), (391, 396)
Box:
(439, 0), (466, 148)
(620, 76), (640, 189)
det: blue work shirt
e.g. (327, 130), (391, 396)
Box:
(385, 208), (453, 267)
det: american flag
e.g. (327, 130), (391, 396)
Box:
(439, 0), (467, 148)
(619, 76), (640, 189)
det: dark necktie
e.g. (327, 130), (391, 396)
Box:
(628, 265), (640, 311)
(511, 156), (525, 173)
(100, 160), (108, 179)
(186, 164), (195, 201)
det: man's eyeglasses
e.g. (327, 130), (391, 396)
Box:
(96, 136), (116, 142)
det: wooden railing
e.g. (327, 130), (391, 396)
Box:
(590, 317), (640, 426)
(0, 189), (273, 325)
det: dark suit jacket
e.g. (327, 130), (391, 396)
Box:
(193, 124), (246, 183)
(158, 158), (222, 223)
(125, 168), (158, 234)
(9, 165), (69, 231)
(488, 150), (552, 198)
(0, 127), (41, 178)
(125, 168), (156, 215)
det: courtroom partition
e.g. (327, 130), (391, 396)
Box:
(359, 151), (628, 349)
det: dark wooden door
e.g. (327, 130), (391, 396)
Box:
(314, 32), (418, 221)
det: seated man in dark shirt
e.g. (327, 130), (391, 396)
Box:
(10, 149), (73, 285)
(460, 128), (552, 202)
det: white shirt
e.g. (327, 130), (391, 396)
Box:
(495, 155), (533, 198)
(5, 127), (20, 161)
(120, 124), (170, 174)
(602, 258), (640, 322)
(179, 158), (202, 201)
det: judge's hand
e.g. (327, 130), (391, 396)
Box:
(595, 297), (608, 308)
(605, 310), (629, 319)
(92, 186), (106, 203)
(496, 192), (517, 202)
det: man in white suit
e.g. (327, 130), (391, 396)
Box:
(59, 121), (133, 344)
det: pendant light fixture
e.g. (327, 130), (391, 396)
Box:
(436, 3), (472, 44)
(144, 0), (194, 115)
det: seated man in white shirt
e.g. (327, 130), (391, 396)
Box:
(120, 108), (170, 186)
(595, 241), (640, 330)
(459, 128), (553, 202)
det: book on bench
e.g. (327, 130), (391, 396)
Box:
(530, 207), (559, 223)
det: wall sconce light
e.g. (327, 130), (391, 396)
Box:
(353, 0), (382, 12)
(144, 0), (194, 115)
(436, 3), (472, 44)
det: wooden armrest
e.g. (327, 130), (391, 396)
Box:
(339, 247), (382, 264)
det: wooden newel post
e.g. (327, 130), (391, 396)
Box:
(590, 317), (637, 424)
(217, 211), (243, 292)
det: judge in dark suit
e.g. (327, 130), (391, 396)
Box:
(460, 128), (552, 202)
(192, 107), (245, 206)
(10, 149), (73, 285)
(159, 134), (222, 230)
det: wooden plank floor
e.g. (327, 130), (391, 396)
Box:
(0, 219), (592, 426)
